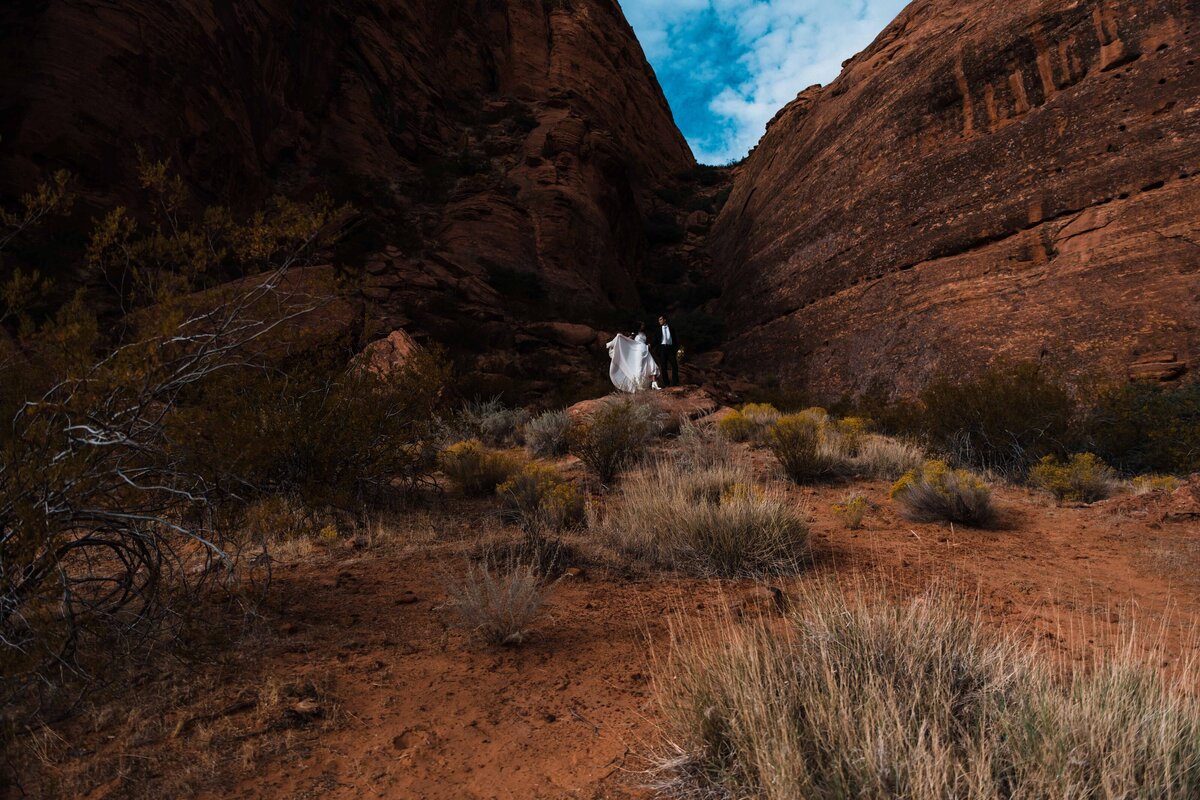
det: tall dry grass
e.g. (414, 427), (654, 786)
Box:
(849, 433), (926, 480)
(601, 461), (809, 576)
(653, 583), (1200, 799)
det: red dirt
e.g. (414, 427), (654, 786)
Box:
(211, 477), (1200, 799)
(10, 461), (1200, 799)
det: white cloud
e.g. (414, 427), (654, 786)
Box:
(621, 0), (911, 163)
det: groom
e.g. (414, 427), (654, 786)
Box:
(655, 314), (680, 387)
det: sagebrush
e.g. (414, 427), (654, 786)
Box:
(891, 460), (995, 526)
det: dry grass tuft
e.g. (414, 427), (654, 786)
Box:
(601, 461), (809, 576)
(849, 433), (926, 480)
(442, 560), (548, 646)
(674, 419), (734, 471)
(653, 583), (1200, 800)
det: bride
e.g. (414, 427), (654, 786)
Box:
(607, 323), (660, 393)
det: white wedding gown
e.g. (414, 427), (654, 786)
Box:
(606, 333), (659, 393)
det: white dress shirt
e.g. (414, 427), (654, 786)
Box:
(661, 324), (673, 346)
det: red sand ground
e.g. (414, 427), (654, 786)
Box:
(218, 478), (1200, 799)
(11, 461), (1200, 799)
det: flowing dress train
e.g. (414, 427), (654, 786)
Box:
(606, 333), (659, 393)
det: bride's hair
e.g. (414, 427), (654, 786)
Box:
(636, 322), (646, 335)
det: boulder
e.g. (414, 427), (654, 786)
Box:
(357, 329), (419, 377)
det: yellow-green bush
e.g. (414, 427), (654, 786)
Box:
(1132, 474), (1181, 495)
(835, 416), (872, 456)
(832, 494), (869, 529)
(768, 414), (839, 484)
(1028, 453), (1118, 503)
(717, 403), (780, 443)
(440, 440), (522, 496)
(717, 410), (756, 442)
(891, 460), (994, 526)
(497, 463), (585, 536)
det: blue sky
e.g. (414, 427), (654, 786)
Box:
(621, 0), (911, 164)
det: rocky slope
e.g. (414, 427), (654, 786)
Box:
(0, 0), (694, 399)
(711, 0), (1200, 398)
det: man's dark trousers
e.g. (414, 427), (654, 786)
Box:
(658, 343), (679, 387)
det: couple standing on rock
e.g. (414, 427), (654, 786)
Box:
(606, 315), (680, 393)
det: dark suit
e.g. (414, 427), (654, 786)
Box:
(657, 325), (679, 387)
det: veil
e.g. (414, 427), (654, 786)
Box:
(606, 334), (658, 393)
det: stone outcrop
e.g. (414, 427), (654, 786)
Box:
(711, 0), (1200, 398)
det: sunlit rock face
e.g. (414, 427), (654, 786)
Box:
(0, 0), (694, 396)
(711, 0), (1200, 398)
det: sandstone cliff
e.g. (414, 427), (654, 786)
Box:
(0, 0), (694, 397)
(711, 0), (1200, 398)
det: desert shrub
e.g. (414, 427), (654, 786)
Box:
(603, 462), (809, 576)
(916, 360), (1075, 475)
(181, 344), (448, 509)
(718, 403), (779, 443)
(1084, 381), (1200, 475)
(832, 494), (869, 529)
(743, 402), (782, 425)
(768, 414), (839, 484)
(442, 560), (546, 646)
(717, 410), (755, 442)
(653, 584), (1200, 800)
(567, 397), (657, 484)
(497, 463), (585, 537)
(241, 496), (316, 543)
(849, 433), (926, 480)
(1132, 474), (1181, 495)
(835, 416), (871, 456)
(1029, 452), (1119, 503)
(460, 397), (529, 447)
(891, 460), (995, 526)
(740, 385), (813, 413)
(0, 171), (362, 698)
(674, 419), (733, 471)
(439, 440), (521, 496)
(524, 409), (571, 457)
(629, 392), (670, 435)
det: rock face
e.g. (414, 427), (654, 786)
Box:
(0, 0), (693, 398)
(5, 0), (1199, 403)
(711, 0), (1200, 398)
